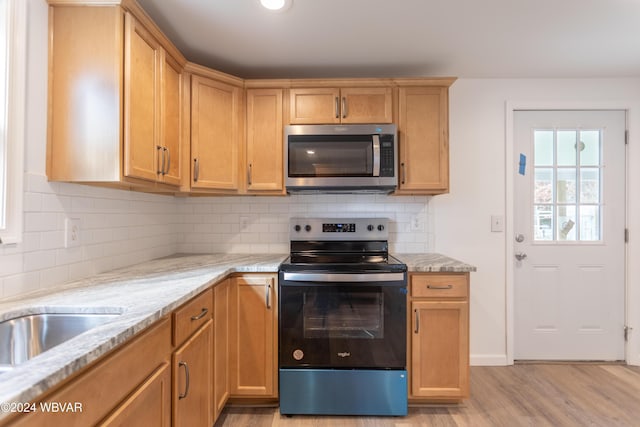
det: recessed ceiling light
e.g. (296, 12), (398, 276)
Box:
(260, 0), (292, 12)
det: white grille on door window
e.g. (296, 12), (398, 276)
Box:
(532, 129), (603, 242)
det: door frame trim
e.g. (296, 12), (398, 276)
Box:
(505, 102), (629, 364)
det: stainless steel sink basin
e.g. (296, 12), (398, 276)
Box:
(0, 312), (122, 371)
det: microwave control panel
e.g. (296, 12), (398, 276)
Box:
(379, 135), (395, 177)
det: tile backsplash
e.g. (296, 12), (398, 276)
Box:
(1, 176), (432, 299)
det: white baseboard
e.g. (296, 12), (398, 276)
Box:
(470, 354), (509, 366)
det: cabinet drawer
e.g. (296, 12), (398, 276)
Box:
(411, 274), (468, 298)
(173, 289), (213, 346)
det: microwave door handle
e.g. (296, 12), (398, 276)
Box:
(372, 135), (381, 177)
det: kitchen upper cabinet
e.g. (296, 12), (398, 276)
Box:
(229, 274), (278, 398)
(245, 89), (284, 193)
(289, 87), (392, 124)
(190, 73), (242, 192)
(396, 85), (451, 194)
(47, 4), (186, 189)
(408, 273), (469, 401)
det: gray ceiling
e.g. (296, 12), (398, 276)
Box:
(137, 0), (640, 79)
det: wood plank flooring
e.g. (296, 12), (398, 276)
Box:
(214, 364), (640, 427)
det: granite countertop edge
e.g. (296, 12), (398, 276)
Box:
(0, 251), (475, 412)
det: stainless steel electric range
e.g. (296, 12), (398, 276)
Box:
(278, 217), (408, 416)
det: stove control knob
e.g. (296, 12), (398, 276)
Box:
(378, 224), (385, 231)
(367, 224), (374, 231)
(305, 225), (312, 232)
(294, 225), (301, 232)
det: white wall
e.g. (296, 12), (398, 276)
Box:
(438, 78), (640, 365)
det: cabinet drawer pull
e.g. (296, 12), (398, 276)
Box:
(193, 158), (199, 182)
(414, 309), (419, 334)
(427, 284), (453, 290)
(248, 163), (252, 186)
(335, 96), (340, 119)
(190, 307), (208, 321)
(341, 96), (347, 118)
(401, 162), (406, 185)
(178, 361), (190, 399)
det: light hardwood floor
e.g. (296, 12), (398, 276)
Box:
(214, 364), (640, 427)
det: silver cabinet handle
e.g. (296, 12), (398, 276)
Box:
(427, 284), (453, 290)
(414, 309), (419, 334)
(178, 361), (190, 399)
(248, 163), (252, 186)
(401, 162), (406, 185)
(193, 158), (199, 182)
(265, 278), (272, 309)
(341, 97), (347, 119)
(334, 96), (340, 119)
(190, 307), (208, 321)
(157, 145), (163, 175)
(164, 147), (170, 175)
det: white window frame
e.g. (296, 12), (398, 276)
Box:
(0, 0), (26, 245)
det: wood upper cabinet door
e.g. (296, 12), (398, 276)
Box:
(397, 86), (450, 194)
(289, 88), (341, 124)
(229, 275), (278, 397)
(191, 75), (241, 191)
(246, 89), (284, 192)
(173, 320), (213, 427)
(340, 87), (392, 124)
(289, 87), (392, 124)
(213, 279), (230, 421)
(160, 52), (183, 186)
(124, 13), (161, 183)
(410, 300), (469, 399)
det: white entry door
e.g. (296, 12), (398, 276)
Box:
(514, 110), (626, 360)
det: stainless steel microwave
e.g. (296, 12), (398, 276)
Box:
(285, 124), (398, 194)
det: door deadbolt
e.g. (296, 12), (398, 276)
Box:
(515, 234), (525, 243)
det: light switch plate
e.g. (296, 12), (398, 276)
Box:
(491, 215), (504, 232)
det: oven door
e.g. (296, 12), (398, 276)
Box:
(279, 271), (407, 369)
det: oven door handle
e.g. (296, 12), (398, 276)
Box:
(282, 272), (405, 283)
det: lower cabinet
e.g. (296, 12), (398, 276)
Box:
(408, 273), (470, 401)
(229, 274), (278, 398)
(213, 279), (230, 420)
(172, 319), (213, 427)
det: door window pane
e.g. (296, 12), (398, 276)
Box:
(579, 130), (600, 166)
(579, 205), (600, 241)
(557, 205), (577, 241)
(580, 168), (600, 204)
(534, 130), (554, 166)
(534, 205), (554, 241)
(556, 168), (576, 203)
(534, 168), (553, 203)
(557, 131), (577, 166)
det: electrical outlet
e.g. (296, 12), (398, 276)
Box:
(410, 215), (424, 231)
(65, 218), (81, 248)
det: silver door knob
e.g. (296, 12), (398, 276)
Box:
(515, 252), (527, 261)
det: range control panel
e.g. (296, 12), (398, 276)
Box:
(290, 218), (388, 241)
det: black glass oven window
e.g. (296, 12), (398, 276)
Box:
(288, 136), (373, 177)
(302, 290), (384, 339)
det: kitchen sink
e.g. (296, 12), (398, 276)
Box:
(0, 311), (122, 372)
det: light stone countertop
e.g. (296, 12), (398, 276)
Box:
(0, 251), (474, 414)
(394, 253), (477, 273)
(0, 253), (286, 414)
